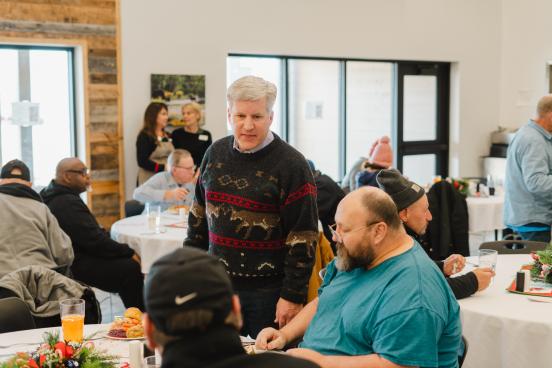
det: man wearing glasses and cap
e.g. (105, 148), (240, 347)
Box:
(41, 157), (144, 310)
(0, 159), (73, 278)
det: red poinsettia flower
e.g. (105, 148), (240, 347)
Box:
(28, 358), (39, 368)
(54, 341), (67, 358)
(39, 354), (46, 366)
(65, 345), (74, 359)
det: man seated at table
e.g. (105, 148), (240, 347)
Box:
(133, 149), (196, 211)
(143, 247), (320, 368)
(256, 186), (462, 368)
(41, 158), (144, 310)
(0, 159), (73, 278)
(377, 169), (495, 299)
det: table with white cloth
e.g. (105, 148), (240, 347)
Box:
(110, 214), (187, 273)
(0, 324), (130, 364)
(458, 254), (552, 368)
(466, 195), (504, 255)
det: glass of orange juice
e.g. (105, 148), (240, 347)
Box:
(60, 299), (85, 343)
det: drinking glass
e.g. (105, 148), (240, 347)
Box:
(145, 203), (161, 233)
(60, 299), (85, 343)
(478, 249), (498, 271)
(143, 355), (161, 368)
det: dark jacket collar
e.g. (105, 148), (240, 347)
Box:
(161, 326), (245, 368)
(40, 180), (80, 203)
(0, 183), (42, 202)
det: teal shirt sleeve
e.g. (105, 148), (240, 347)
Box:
(372, 308), (444, 367)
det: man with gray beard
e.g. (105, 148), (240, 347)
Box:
(256, 187), (462, 368)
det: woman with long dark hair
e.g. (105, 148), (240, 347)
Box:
(136, 102), (174, 185)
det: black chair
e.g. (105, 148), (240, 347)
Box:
(479, 240), (547, 254)
(0, 297), (36, 333)
(459, 335), (468, 367)
(124, 200), (145, 217)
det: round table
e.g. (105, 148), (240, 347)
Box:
(0, 324), (129, 364)
(458, 254), (552, 368)
(110, 214), (187, 273)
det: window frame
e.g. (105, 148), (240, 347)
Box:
(0, 44), (78, 166)
(228, 53), (450, 181)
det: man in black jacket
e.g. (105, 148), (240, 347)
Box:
(41, 158), (144, 309)
(377, 169), (494, 299)
(143, 247), (319, 368)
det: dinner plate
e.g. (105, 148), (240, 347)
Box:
(105, 334), (145, 341)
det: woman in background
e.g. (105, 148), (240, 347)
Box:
(136, 102), (174, 185)
(172, 102), (212, 167)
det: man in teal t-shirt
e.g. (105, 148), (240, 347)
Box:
(256, 186), (462, 368)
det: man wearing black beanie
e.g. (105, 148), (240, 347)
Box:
(377, 169), (494, 299)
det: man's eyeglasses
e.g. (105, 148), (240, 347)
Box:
(329, 220), (382, 243)
(66, 168), (90, 176)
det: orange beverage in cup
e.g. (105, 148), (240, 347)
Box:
(62, 314), (84, 343)
(60, 299), (85, 343)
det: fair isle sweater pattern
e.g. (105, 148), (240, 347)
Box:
(185, 135), (319, 304)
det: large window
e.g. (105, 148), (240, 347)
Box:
(227, 55), (450, 185)
(0, 46), (76, 187)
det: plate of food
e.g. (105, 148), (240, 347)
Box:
(106, 307), (145, 340)
(166, 204), (189, 215)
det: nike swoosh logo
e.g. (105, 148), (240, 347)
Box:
(174, 292), (198, 305)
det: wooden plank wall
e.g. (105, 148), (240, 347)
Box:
(0, 0), (123, 229)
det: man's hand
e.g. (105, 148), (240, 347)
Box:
(287, 348), (327, 367)
(443, 254), (466, 276)
(163, 188), (189, 201)
(274, 298), (303, 328)
(473, 267), (495, 291)
(131, 252), (141, 265)
(255, 327), (287, 350)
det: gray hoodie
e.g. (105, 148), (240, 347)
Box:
(0, 183), (73, 278)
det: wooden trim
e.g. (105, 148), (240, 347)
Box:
(115, 0), (125, 216)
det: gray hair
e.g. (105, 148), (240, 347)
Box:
(167, 149), (192, 169)
(227, 76), (277, 112)
(537, 94), (552, 118)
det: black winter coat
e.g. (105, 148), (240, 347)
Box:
(40, 181), (134, 260)
(425, 181), (470, 258)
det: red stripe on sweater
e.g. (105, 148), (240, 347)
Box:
(209, 231), (285, 250)
(207, 191), (278, 212)
(284, 183), (317, 206)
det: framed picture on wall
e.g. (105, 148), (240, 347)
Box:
(150, 74), (205, 129)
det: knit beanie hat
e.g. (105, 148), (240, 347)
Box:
(368, 136), (393, 168)
(376, 169), (425, 211)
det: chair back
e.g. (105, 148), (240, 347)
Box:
(124, 200), (145, 217)
(0, 297), (36, 333)
(479, 240), (547, 254)
(459, 335), (468, 367)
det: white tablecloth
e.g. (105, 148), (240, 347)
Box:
(111, 214), (187, 273)
(0, 324), (130, 364)
(466, 195), (504, 233)
(458, 254), (552, 368)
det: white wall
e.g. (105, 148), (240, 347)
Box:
(120, 0), (503, 198)
(499, 0), (552, 129)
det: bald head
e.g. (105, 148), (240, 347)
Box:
(343, 186), (402, 230)
(55, 157), (90, 193)
(56, 158), (82, 180)
(537, 95), (552, 118)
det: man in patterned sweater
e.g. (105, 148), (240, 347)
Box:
(184, 76), (318, 338)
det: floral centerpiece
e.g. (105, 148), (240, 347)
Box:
(530, 244), (552, 283)
(1, 331), (117, 368)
